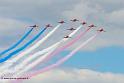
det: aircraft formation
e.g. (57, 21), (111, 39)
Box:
(29, 18), (105, 39)
(0, 18), (105, 83)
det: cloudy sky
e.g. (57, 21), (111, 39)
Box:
(0, 0), (124, 83)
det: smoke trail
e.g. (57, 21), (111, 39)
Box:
(0, 24), (61, 71)
(14, 47), (56, 78)
(11, 24), (61, 62)
(0, 49), (56, 83)
(0, 42), (58, 72)
(14, 43), (60, 71)
(11, 25), (82, 73)
(0, 28), (33, 56)
(43, 27), (92, 62)
(11, 32), (99, 83)
(19, 26), (92, 73)
(0, 27), (47, 63)
(28, 32), (99, 78)
(0, 48), (52, 82)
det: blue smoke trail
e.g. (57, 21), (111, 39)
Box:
(0, 28), (47, 63)
(0, 28), (34, 56)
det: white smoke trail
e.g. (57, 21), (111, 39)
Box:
(0, 24), (61, 73)
(15, 47), (56, 77)
(12, 24), (61, 62)
(11, 32), (100, 83)
(0, 48), (56, 83)
(0, 40), (59, 73)
(12, 25), (83, 77)
(13, 42), (61, 71)
(28, 33), (99, 78)
(0, 49), (56, 83)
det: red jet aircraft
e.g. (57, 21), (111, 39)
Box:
(70, 19), (79, 22)
(97, 28), (106, 32)
(67, 28), (76, 31)
(88, 24), (96, 27)
(64, 36), (71, 38)
(81, 22), (87, 25)
(58, 21), (65, 24)
(29, 25), (39, 28)
(45, 24), (52, 28)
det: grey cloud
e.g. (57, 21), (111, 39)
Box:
(62, 0), (124, 50)
(0, 0), (124, 51)
(86, 0), (124, 12)
(0, 0), (80, 23)
(22, 68), (124, 83)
